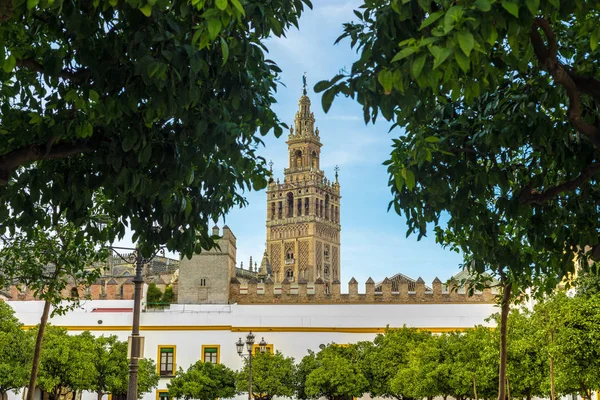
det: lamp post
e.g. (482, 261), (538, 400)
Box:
(236, 332), (268, 400)
(110, 246), (164, 400)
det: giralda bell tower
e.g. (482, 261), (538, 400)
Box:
(265, 77), (341, 285)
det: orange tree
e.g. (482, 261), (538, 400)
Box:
(317, 1), (600, 398)
(0, 0), (311, 257)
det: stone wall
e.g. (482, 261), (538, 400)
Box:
(230, 278), (497, 304)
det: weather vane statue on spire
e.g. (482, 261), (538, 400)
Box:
(302, 72), (307, 96)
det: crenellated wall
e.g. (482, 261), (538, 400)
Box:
(230, 277), (497, 304)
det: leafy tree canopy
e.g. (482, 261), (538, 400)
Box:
(236, 350), (296, 400)
(37, 327), (97, 400)
(167, 360), (236, 400)
(366, 327), (431, 399)
(0, 301), (33, 396)
(318, 0), (600, 296)
(300, 343), (368, 400)
(0, 0), (312, 257)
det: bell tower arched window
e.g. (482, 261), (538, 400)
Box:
(325, 195), (330, 220)
(295, 150), (303, 168)
(311, 151), (318, 169)
(287, 192), (294, 217)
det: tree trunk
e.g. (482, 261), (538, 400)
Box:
(473, 374), (478, 400)
(97, 392), (104, 400)
(549, 354), (556, 400)
(497, 272), (512, 400)
(26, 298), (52, 400)
(506, 376), (511, 400)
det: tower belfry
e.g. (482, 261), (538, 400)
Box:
(265, 78), (341, 285)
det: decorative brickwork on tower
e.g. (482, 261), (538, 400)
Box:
(265, 81), (341, 285)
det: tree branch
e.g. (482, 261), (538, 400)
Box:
(16, 58), (90, 84)
(567, 71), (600, 104)
(520, 162), (600, 204)
(0, 141), (96, 185)
(530, 18), (600, 150)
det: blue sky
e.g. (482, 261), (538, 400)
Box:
(222, 0), (465, 286)
(115, 0), (464, 286)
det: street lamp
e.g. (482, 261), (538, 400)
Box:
(236, 332), (269, 400)
(110, 246), (164, 400)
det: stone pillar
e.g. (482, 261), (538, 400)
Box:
(365, 277), (375, 301)
(381, 278), (392, 301)
(399, 277), (409, 301)
(331, 280), (341, 297)
(298, 280), (308, 298)
(415, 277), (425, 299)
(314, 278), (325, 301)
(432, 277), (442, 300)
(348, 277), (358, 297)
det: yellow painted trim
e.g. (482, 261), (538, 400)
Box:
(201, 344), (221, 364)
(22, 325), (470, 333)
(157, 345), (176, 377)
(252, 343), (274, 354)
(156, 390), (171, 400)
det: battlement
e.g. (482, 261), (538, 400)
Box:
(229, 277), (497, 304)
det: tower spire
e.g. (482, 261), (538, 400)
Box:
(302, 72), (307, 96)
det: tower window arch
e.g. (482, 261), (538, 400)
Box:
(286, 268), (294, 279)
(287, 192), (294, 217)
(295, 150), (303, 168)
(311, 151), (318, 169)
(325, 195), (330, 220)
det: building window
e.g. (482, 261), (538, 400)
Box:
(156, 390), (172, 400)
(199, 279), (206, 287)
(202, 345), (220, 364)
(252, 343), (274, 355)
(286, 269), (294, 279)
(158, 346), (176, 377)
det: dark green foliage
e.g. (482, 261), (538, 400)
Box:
(0, 0), (312, 258)
(236, 351), (296, 400)
(0, 301), (33, 396)
(146, 283), (163, 305)
(167, 360), (236, 400)
(318, 0), (600, 296)
(298, 343), (368, 400)
(161, 285), (175, 304)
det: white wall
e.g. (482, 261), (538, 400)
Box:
(7, 300), (498, 400)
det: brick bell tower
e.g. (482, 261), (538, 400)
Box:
(265, 76), (341, 285)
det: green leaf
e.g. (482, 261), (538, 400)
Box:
(411, 54), (427, 78)
(391, 47), (418, 62)
(395, 174), (404, 190)
(403, 168), (416, 190)
(81, 122), (93, 138)
(230, 0), (245, 15)
(89, 90), (100, 102)
(455, 51), (470, 72)
(109, 0), (118, 6)
(207, 18), (222, 40)
(27, 0), (39, 9)
(321, 88), (336, 113)
(378, 70), (394, 94)
(220, 37), (229, 66)
(501, 1), (519, 17)
(3, 55), (16, 73)
(591, 29), (599, 52)
(215, 0), (227, 11)
(425, 136), (440, 143)
(393, 69), (404, 92)
(473, 0), (492, 11)
(457, 31), (474, 56)
(429, 46), (452, 69)
(139, 4), (152, 16)
(444, 6), (464, 34)
(525, 0), (539, 15)
(419, 11), (444, 30)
